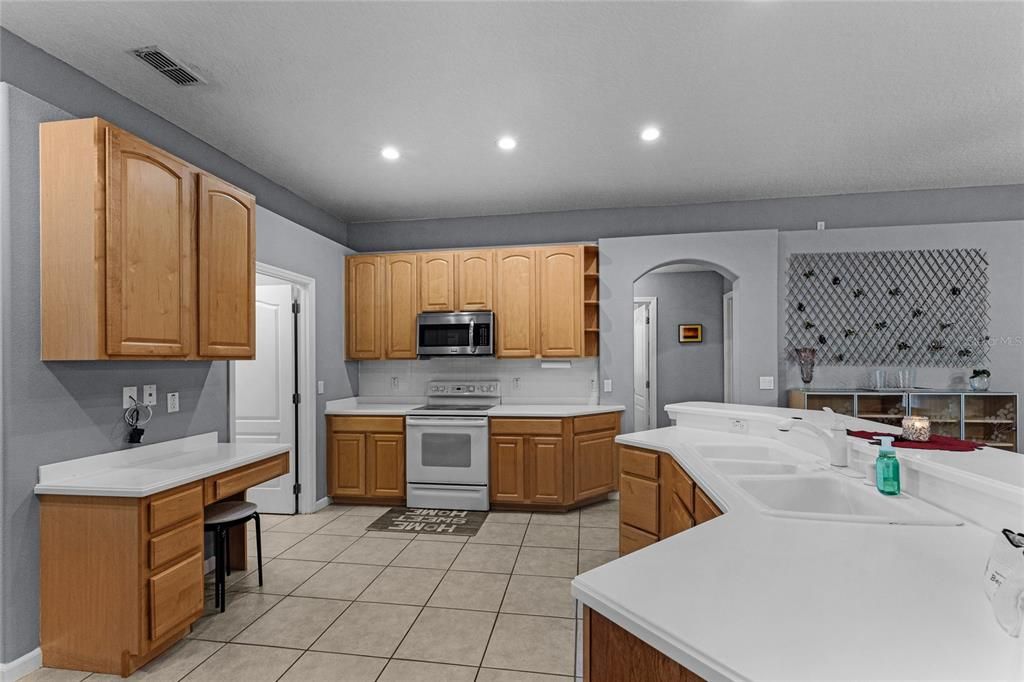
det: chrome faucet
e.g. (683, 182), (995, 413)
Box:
(776, 408), (849, 467)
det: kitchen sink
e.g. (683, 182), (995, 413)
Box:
(734, 475), (962, 526)
(696, 444), (797, 464)
(710, 460), (803, 476)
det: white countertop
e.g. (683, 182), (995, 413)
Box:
(35, 432), (291, 497)
(571, 423), (1024, 681)
(325, 397), (624, 418)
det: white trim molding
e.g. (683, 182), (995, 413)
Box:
(0, 647), (41, 682)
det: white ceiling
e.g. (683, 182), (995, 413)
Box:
(3, 1), (1022, 223)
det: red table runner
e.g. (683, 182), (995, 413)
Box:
(847, 430), (982, 452)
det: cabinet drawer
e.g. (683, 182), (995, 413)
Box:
(149, 483), (203, 534)
(573, 412), (619, 435)
(206, 453), (288, 504)
(619, 523), (658, 556)
(148, 551), (203, 641)
(329, 416), (404, 434)
(619, 446), (659, 480)
(150, 518), (203, 570)
(490, 418), (564, 436)
(619, 473), (659, 535)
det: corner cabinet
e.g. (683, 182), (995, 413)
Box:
(40, 118), (255, 360)
(489, 412), (620, 510)
(327, 416), (406, 504)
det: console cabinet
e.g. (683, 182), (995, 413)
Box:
(327, 416), (406, 503)
(40, 118), (255, 360)
(618, 445), (723, 555)
(489, 412), (620, 510)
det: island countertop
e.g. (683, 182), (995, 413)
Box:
(571, 423), (1024, 681)
(35, 432), (291, 497)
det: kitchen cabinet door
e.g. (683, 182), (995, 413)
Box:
(573, 429), (617, 500)
(526, 436), (565, 504)
(329, 432), (367, 496)
(620, 473), (659, 536)
(419, 251), (456, 311)
(368, 434), (405, 497)
(456, 249), (493, 310)
(197, 173), (255, 358)
(660, 457), (696, 540)
(105, 126), (195, 357)
(346, 255), (384, 359)
(537, 245), (583, 357)
(494, 248), (537, 357)
(384, 254), (418, 359)
(694, 487), (722, 525)
(490, 436), (526, 503)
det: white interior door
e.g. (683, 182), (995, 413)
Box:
(235, 283), (296, 514)
(723, 291), (735, 403)
(633, 302), (651, 431)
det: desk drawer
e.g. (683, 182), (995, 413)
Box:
(150, 518), (203, 571)
(205, 453), (289, 504)
(149, 483), (203, 534)
(148, 551), (203, 641)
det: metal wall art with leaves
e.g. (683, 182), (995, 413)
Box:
(785, 248), (990, 367)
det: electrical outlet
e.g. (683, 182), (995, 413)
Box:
(167, 392), (180, 413)
(730, 419), (748, 434)
(391, 376), (400, 392)
(122, 386), (138, 409)
(512, 377), (521, 392)
(590, 378), (597, 393)
(317, 380), (325, 395)
(142, 384), (157, 406)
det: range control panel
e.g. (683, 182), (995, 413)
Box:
(426, 380), (500, 395)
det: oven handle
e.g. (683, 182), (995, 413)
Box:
(406, 417), (489, 428)
(468, 319), (475, 353)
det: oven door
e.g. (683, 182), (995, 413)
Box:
(405, 416), (489, 485)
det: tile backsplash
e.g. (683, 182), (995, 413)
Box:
(358, 358), (599, 403)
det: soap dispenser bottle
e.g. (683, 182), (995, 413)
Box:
(875, 436), (901, 496)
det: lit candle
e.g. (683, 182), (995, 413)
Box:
(902, 416), (930, 442)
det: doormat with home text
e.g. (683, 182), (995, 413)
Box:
(366, 507), (488, 536)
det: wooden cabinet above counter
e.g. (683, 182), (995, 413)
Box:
(345, 244), (599, 359)
(40, 118), (255, 360)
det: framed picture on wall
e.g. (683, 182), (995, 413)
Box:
(679, 324), (703, 343)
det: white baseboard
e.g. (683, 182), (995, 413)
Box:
(313, 496), (331, 512)
(608, 491), (620, 500)
(0, 647), (41, 681)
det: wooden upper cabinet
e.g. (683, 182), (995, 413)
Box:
(384, 254), (418, 359)
(197, 174), (256, 358)
(419, 251), (456, 311)
(537, 245), (583, 357)
(40, 118), (255, 361)
(494, 248), (537, 357)
(456, 249), (493, 310)
(105, 126), (195, 357)
(345, 255), (384, 359)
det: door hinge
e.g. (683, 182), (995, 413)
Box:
(645, 380), (650, 388)
(292, 393), (301, 405)
(292, 483), (301, 495)
(292, 301), (300, 314)
(646, 316), (650, 324)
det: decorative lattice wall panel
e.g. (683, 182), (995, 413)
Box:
(785, 249), (989, 367)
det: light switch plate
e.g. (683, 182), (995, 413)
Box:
(167, 392), (180, 413)
(759, 376), (775, 390)
(122, 386), (138, 409)
(142, 384), (157, 406)
(317, 380), (325, 395)
(603, 379), (612, 393)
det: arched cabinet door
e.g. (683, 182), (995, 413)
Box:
(105, 127), (194, 357)
(197, 173), (256, 358)
(494, 248), (537, 357)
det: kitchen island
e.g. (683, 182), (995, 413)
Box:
(573, 403), (1024, 681)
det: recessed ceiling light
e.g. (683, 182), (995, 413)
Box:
(380, 145), (400, 161)
(497, 136), (517, 151)
(640, 126), (661, 142)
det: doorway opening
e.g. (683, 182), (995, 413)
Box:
(633, 263), (735, 429)
(230, 263), (317, 515)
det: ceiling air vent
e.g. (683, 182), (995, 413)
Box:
(130, 46), (206, 86)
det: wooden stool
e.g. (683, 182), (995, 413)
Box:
(204, 501), (262, 612)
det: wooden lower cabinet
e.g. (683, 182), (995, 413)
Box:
(618, 445), (723, 555)
(584, 607), (705, 682)
(489, 412), (620, 510)
(327, 416), (406, 503)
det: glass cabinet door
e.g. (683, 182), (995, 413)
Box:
(805, 393), (855, 416)
(909, 394), (963, 438)
(855, 393), (907, 428)
(963, 394), (1018, 451)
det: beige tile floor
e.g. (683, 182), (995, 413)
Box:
(23, 500), (619, 682)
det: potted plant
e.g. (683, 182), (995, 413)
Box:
(969, 368), (991, 392)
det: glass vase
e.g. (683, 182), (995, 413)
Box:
(795, 347), (817, 385)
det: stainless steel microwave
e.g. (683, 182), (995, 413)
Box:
(416, 311), (494, 356)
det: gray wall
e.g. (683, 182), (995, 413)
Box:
(778, 221), (1024, 396)
(600, 230), (780, 433)
(254, 207), (358, 499)
(634, 271), (726, 427)
(347, 185), (1024, 252)
(0, 27), (348, 245)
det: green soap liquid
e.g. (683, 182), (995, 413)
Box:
(876, 454), (901, 496)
